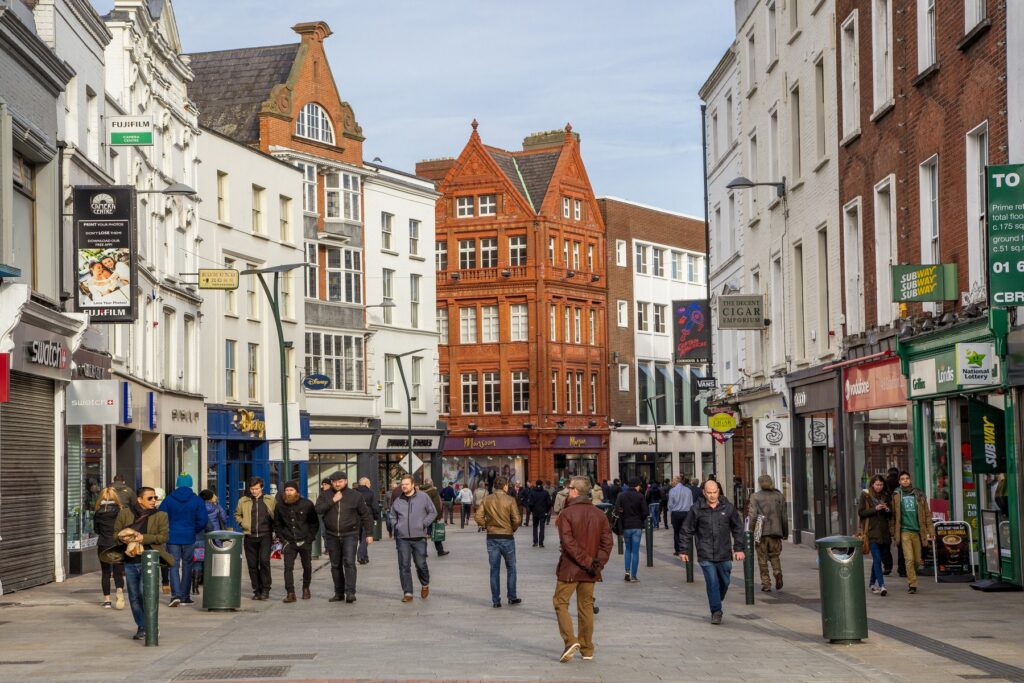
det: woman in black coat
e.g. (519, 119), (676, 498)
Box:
(93, 486), (125, 609)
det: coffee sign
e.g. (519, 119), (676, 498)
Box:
(934, 521), (974, 580)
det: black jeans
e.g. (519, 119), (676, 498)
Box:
(282, 541), (312, 593)
(661, 502), (669, 529)
(522, 507), (531, 526)
(243, 534), (272, 594)
(325, 533), (359, 597)
(460, 504), (472, 527)
(434, 540), (446, 554)
(533, 514), (546, 545)
(671, 511), (687, 554)
(100, 559), (124, 595)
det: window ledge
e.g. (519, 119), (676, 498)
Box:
(840, 129), (861, 148)
(768, 196), (782, 211)
(252, 232), (270, 241)
(225, 312), (239, 319)
(788, 178), (805, 193)
(813, 156), (830, 174)
(746, 83), (758, 99)
(787, 28), (803, 46)
(869, 99), (895, 123)
(409, 254), (426, 262)
(911, 62), (939, 87)
(381, 248), (399, 257)
(811, 0), (826, 16)
(216, 220), (234, 229)
(748, 215), (761, 229)
(766, 58), (779, 74)
(958, 18), (991, 52)
(247, 317), (261, 324)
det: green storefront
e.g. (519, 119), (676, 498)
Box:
(897, 309), (1019, 586)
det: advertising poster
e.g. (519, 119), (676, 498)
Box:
(73, 186), (136, 323)
(933, 521), (974, 582)
(672, 299), (710, 364)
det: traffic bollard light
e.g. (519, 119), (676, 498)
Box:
(686, 538), (694, 583)
(744, 530), (755, 605)
(141, 550), (160, 647)
(645, 517), (654, 567)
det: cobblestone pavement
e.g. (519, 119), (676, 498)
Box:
(2, 522), (1024, 682)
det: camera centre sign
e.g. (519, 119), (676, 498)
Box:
(108, 116), (154, 146)
(986, 164), (1024, 306)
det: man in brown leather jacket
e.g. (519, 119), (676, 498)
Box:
(475, 475), (522, 607)
(553, 476), (613, 663)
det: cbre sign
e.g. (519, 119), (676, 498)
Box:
(986, 164), (1024, 306)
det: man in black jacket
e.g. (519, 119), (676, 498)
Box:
(314, 471), (373, 603)
(274, 481), (319, 603)
(677, 479), (745, 625)
(528, 480), (552, 548)
(355, 477), (379, 565)
(616, 478), (648, 582)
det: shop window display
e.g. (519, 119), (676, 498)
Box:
(440, 455), (525, 493)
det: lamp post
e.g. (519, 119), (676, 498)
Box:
(392, 348), (427, 475)
(725, 175), (786, 198)
(642, 393), (666, 476)
(241, 262), (307, 484)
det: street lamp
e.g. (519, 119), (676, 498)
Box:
(643, 394), (666, 464)
(392, 348), (427, 474)
(240, 262), (308, 483)
(136, 182), (198, 197)
(725, 175), (786, 198)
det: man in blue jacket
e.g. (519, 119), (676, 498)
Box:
(160, 473), (209, 606)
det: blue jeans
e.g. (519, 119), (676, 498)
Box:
(624, 528), (642, 577)
(648, 503), (660, 528)
(869, 542), (885, 588)
(486, 538), (518, 604)
(395, 537), (430, 596)
(699, 560), (733, 614)
(124, 562), (145, 629)
(167, 543), (195, 601)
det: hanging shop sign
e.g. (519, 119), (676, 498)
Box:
(197, 269), (239, 290)
(73, 186), (137, 323)
(717, 294), (765, 329)
(108, 116), (154, 146)
(758, 416), (790, 449)
(11, 322), (74, 381)
(695, 377), (718, 391)
(933, 521), (974, 581)
(66, 379), (119, 425)
(985, 164), (1024, 306)
(672, 299), (710, 364)
(955, 343), (997, 386)
(968, 400), (1006, 475)
(708, 411), (737, 433)
(843, 359), (906, 412)
(890, 264), (958, 302)
(302, 373), (331, 390)
(910, 350), (1000, 397)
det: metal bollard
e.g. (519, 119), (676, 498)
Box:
(686, 538), (694, 583)
(744, 530), (755, 605)
(617, 532), (623, 555)
(373, 510), (383, 542)
(460, 504), (465, 529)
(645, 517), (654, 567)
(142, 550), (160, 646)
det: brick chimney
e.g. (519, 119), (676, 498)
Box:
(292, 21), (332, 43)
(415, 158), (456, 187)
(523, 127), (579, 151)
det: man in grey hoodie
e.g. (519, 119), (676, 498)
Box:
(388, 475), (438, 602)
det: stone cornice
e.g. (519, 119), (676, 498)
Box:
(0, 6), (74, 96)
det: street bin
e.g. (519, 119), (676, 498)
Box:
(816, 535), (867, 643)
(203, 530), (243, 611)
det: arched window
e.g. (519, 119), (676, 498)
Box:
(296, 103), (335, 144)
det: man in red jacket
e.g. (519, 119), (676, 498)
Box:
(553, 476), (613, 663)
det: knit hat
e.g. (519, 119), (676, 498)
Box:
(282, 480), (299, 492)
(176, 473), (193, 489)
(329, 471), (348, 481)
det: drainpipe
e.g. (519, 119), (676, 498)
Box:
(700, 104), (717, 478)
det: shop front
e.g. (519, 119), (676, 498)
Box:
(729, 385), (790, 525)
(788, 367), (842, 544)
(551, 434), (603, 485)
(371, 430), (446, 496)
(898, 312), (1018, 585)
(307, 430), (373, 502)
(114, 379), (160, 491)
(610, 429), (711, 484)
(161, 394), (204, 492)
(441, 435), (530, 492)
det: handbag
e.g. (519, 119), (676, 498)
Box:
(609, 508), (623, 536)
(431, 521), (446, 542)
(857, 519), (869, 555)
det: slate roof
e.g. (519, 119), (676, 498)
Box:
(186, 44), (299, 145)
(486, 147), (561, 214)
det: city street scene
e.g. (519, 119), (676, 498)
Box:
(1, 1), (1024, 682)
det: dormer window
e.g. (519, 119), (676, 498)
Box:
(479, 194), (497, 216)
(296, 103), (335, 144)
(456, 196), (474, 217)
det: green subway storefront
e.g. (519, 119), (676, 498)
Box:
(897, 309), (1019, 586)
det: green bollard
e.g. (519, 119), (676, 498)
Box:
(686, 537), (694, 583)
(645, 517), (654, 567)
(744, 530), (755, 605)
(141, 550), (160, 646)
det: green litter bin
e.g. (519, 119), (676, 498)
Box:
(816, 535), (868, 643)
(202, 530), (243, 611)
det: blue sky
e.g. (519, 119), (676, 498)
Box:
(146, 1), (734, 216)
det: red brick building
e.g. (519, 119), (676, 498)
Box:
(417, 123), (609, 486)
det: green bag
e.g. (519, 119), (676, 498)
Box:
(431, 521), (446, 542)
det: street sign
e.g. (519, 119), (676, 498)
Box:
(717, 294), (765, 329)
(400, 451), (424, 474)
(696, 377), (717, 391)
(198, 268), (239, 290)
(986, 164), (1024, 306)
(108, 116), (154, 146)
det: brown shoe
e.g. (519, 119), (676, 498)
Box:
(420, 585), (429, 599)
(775, 574), (783, 590)
(283, 592), (297, 603)
(302, 588), (311, 600)
(401, 593), (414, 602)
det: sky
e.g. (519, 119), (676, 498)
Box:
(126, 1), (736, 217)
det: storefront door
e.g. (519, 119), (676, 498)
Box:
(804, 412), (837, 538)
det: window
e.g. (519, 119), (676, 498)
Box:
(727, 194), (736, 254)
(251, 185), (264, 234)
(841, 12), (860, 138)
(296, 102), (334, 144)
(616, 239), (627, 266)
(247, 343), (259, 401)
(304, 332), (365, 392)
(566, 371), (573, 414)
(748, 133), (759, 210)
(966, 123), (989, 291)
(183, 316), (194, 392)
(573, 307), (582, 344)
(750, 270), (763, 372)
(746, 30), (757, 92)
(966, 0), (987, 30)
(382, 268), (394, 323)
(725, 93), (734, 143)
(439, 373), (450, 414)
(817, 226), (831, 351)
(85, 89), (99, 161)
(381, 212), (393, 250)
(872, 0), (894, 110)
(548, 237), (556, 264)
(563, 239), (569, 265)
(574, 372), (583, 414)
(461, 372), (479, 414)
(771, 256), (784, 366)
(618, 364), (629, 391)
(874, 177), (897, 326)
(224, 340), (236, 399)
(324, 173), (360, 221)
(436, 239), (448, 271)
(551, 370), (559, 413)
(408, 219), (420, 255)
(246, 264), (259, 319)
(298, 162), (316, 213)
(437, 307), (449, 344)
(479, 194), (496, 216)
(793, 243), (806, 359)
(281, 268), (293, 318)
(509, 235), (527, 266)
(711, 111), (719, 161)
(588, 310), (596, 344)
(687, 254), (699, 282)
(460, 307), (478, 343)
(574, 199), (581, 221)
(636, 302), (650, 332)
(562, 197), (571, 218)
(564, 306), (570, 343)
(410, 274), (421, 328)
(483, 372), (500, 413)
(789, 0), (799, 34)
(457, 196), (474, 217)
(920, 156), (940, 266)
(617, 300), (628, 327)
(918, 0), (936, 72)
(572, 241), (581, 269)
(305, 244), (318, 298)
(279, 196), (292, 241)
(162, 309), (174, 388)
(635, 244), (648, 274)
(843, 199), (865, 335)
(410, 356), (422, 409)
(482, 305), (499, 342)
(216, 171), (228, 221)
(512, 371), (529, 413)
(459, 239), (476, 269)
(224, 257), (237, 313)
(652, 247), (665, 277)
(790, 85), (802, 180)
(769, 107), (780, 184)
(481, 238), (498, 268)
(326, 247), (362, 304)
(814, 57), (827, 161)
(384, 356), (396, 409)
(587, 244), (594, 272)
(511, 303), (528, 341)
(590, 372), (598, 414)
(767, 0), (778, 66)
(550, 304), (558, 341)
(653, 304), (666, 334)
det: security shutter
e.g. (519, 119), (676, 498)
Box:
(0, 372), (56, 592)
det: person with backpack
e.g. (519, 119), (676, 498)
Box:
(159, 473), (208, 607)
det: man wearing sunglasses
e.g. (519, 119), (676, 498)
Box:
(111, 487), (173, 640)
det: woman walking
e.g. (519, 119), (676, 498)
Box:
(94, 487), (125, 609)
(858, 475), (892, 597)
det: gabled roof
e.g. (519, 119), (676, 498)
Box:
(186, 43), (299, 145)
(484, 147), (561, 213)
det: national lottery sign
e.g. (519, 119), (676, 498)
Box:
(73, 186), (137, 323)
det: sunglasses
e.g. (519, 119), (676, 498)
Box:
(144, 496), (158, 501)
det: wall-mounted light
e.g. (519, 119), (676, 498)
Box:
(522, 422), (533, 430)
(501, 269), (511, 278)
(450, 272), (461, 280)
(565, 271), (576, 279)
(587, 419), (597, 428)
(555, 420), (566, 428)
(591, 274), (600, 282)
(467, 422), (478, 431)
(609, 419), (623, 429)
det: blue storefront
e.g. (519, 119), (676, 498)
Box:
(207, 405), (311, 522)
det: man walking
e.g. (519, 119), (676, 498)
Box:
(458, 484), (475, 527)
(440, 481), (456, 524)
(891, 471), (934, 594)
(644, 481), (662, 529)
(552, 480), (570, 519)
(234, 476), (276, 600)
(389, 475), (437, 602)
(517, 482), (533, 527)
(475, 476), (522, 607)
(274, 481), (318, 602)
(159, 473), (208, 607)
(553, 476), (613, 662)
(666, 476), (694, 553)
(110, 473), (134, 509)
(616, 478), (648, 582)
(355, 477), (379, 565)
(315, 472), (373, 603)
(528, 480), (552, 547)
(677, 479), (745, 625)
(748, 474), (788, 592)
